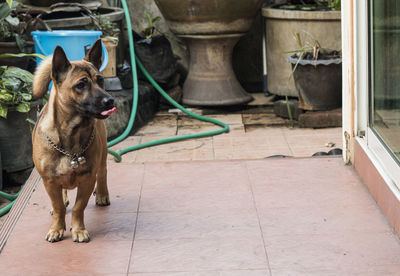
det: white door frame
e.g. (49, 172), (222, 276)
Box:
(342, 0), (400, 196)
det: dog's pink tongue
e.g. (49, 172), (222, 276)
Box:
(101, 107), (117, 116)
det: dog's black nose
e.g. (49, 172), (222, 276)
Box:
(102, 97), (114, 107)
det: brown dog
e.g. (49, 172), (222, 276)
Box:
(32, 39), (116, 243)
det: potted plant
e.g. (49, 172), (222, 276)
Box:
(285, 31), (342, 111)
(95, 14), (120, 78)
(0, 52), (44, 178)
(0, 1), (46, 71)
(262, 0), (341, 97)
(132, 11), (177, 85)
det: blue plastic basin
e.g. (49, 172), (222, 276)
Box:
(31, 30), (108, 72)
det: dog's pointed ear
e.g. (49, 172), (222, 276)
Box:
(52, 46), (71, 83)
(84, 39), (103, 70)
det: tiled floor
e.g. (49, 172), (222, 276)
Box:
(0, 158), (400, 275)
(1, 94), (398, 275)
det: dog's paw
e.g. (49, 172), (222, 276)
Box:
(95, 194), (110, 206)
(72, 229), (90, 243)
(45, 229), (64, 243)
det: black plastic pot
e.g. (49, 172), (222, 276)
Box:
(0, 100), (40, 173)
(287, 56), (342, 111)
(132, 32), (177, 85)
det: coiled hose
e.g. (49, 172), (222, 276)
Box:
(107, 0), (230, 162)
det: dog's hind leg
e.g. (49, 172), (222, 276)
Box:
(95, 168), (110, 206)
(62, 189), (69, 207)
(95, 146), (110, 206)
(43, 182), (66, 243)
(49, 189), (69, 215)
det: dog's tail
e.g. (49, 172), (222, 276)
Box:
(33, 57), (52, 98)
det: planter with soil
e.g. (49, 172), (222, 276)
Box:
(287, 51), (342, 111)
(0, 100), (40, 176)
(262, 6), (341, 97)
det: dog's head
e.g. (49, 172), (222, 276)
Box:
(51, 39), (115, 120)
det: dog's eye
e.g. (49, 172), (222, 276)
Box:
(75, 81), (86, 90)
(74, 78), (89, 90)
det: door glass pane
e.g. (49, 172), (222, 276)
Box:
(370, 0), (400, 163)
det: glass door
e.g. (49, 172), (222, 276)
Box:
(370, 0), (400, 166)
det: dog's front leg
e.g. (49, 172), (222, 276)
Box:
(43, 182), (66, 242)
(71, 178), (96, 243)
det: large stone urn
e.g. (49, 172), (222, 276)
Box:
(154, 0), (262, 106)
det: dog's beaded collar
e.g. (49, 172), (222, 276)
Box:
(45, 129), (95, 169)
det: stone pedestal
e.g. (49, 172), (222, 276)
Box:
(181, 34), (253, 106)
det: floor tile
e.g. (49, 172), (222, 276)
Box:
(265, 232), (400, 272)
(178, 114), (243, 126)
(270, 268), (338, 276)
(0, 238), (132, 275)
(213, 131), (292, 160)
(147, 115), (178, 126)
(257, 203), (391, 238)
(245, 125), (288, 133)
(129, 237), (268, 273)
(135, 210), (261, 240)
(136, 124), (178, 136)
(136, 137), (213, 162)
(177, 124), (244, 136)
(139, 161), (254, 212)
(242, 113), (289, 126)
(283, 127), (343, 157)
(130, 272), (221, 276)
(246, 158), (373, 209)
(129, 270), (269, 276)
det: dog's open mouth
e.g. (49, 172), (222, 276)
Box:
(100, 107), (117, 116)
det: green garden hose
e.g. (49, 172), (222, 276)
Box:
(107, 0), (230, 162)
(0, 188), (22, 217)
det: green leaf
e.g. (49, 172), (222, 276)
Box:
(21, 93), (32, 101)
(145, 11), (152, 26)
(0, 52), (46, 60)
(26, 117), (36, 126)
(2, 76), (21, 92)
(5, 15), (19, 26)
(152, 16), (161, 24)
(0, 103), (7, 118)
(3, 66), (33, 85)
(6, 0), (13, 8)
(0, 3), (12, 20)
(0, 93), (13, 101)
(16, 102), (30, 113)
(15, 34), (26, 52)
